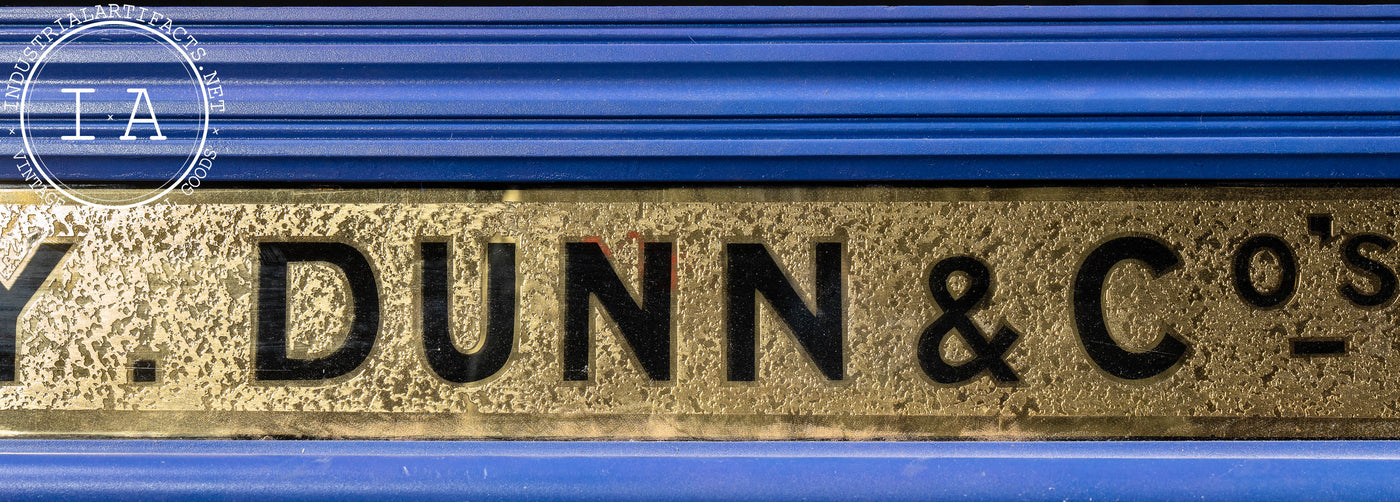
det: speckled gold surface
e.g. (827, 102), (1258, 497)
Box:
(0, 186), (1399, 439)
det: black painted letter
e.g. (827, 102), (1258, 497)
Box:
(257, 242), (379, 381)
(1340, 234), (1398, 307)
(1232, 235), (1297, 309)
(726, 243), (843, 381)
(564, 242), (672, 381)
(0, 243), (69, 381)
(422, 242), (516, 383)
(1073, 236), (1187, 380)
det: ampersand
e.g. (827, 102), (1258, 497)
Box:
(917, 256), (1020, 384)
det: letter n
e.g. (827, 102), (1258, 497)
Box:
(563, 241), (672, 381)
(725, 243), (843, 381)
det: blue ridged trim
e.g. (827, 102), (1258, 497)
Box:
(0, 440), (1395, 501)
(8, 6), (1400, 182)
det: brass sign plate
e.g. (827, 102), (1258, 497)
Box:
(2, 186), (1400, 439)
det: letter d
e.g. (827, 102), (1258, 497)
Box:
(256, 242), (379, 381)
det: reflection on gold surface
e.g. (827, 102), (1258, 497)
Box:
(0, 186), (1397, 439)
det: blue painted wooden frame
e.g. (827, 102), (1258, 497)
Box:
(9, 5), (1400, 182)
(3, 5), (1400, 499)
(1, 440), (1397, 501)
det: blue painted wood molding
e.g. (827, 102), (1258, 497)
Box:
(1, 440), (1398, 501)
(7, 5), (1400, 182)
(3, 6), (1400, 500)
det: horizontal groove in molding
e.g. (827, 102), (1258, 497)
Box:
(7, 6), (1400, 182)
(20, 117), (1400, 156)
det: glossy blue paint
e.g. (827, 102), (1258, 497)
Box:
(7, 6), (1400, 181)
(0, 440), (1395, 501)
(0, 6), (1394, 500)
